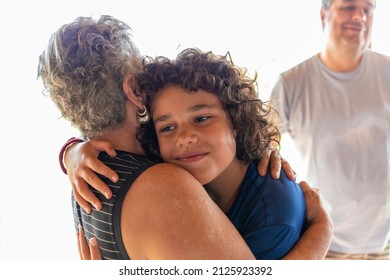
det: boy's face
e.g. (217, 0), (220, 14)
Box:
(151, 85), (237, 185)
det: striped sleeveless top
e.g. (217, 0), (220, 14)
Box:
(72, 151), (155, 259)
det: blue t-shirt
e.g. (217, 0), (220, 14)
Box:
(227, 162), (306, 259)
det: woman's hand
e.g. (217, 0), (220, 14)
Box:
(283, 181), (333, 259)
(257, 147), (296, 180)
(65, 139), (118, 213)
(299, 181), (333, 230)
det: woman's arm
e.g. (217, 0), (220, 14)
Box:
(121, 163), (256, 259)
(67, 141), (331, 259)
(75, 178), (332, 260)
(76, 163), (256, 260)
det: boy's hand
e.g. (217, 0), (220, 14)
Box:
(65, 139), (118, 213)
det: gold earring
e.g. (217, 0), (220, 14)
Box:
(136, 105), (150, 124)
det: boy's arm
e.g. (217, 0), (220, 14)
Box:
(59, 138), (118, 213)
(59, 137), (83, 174)
(77, 227), (101, 260)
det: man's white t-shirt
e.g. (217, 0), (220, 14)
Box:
(271, 51), (390, 254)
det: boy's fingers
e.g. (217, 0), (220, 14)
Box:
(77, 226), (91, 260)
(89, 237), (102, 260)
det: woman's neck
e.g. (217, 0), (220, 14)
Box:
(204, 159), (249, 213)
(95, 123), (145, 155)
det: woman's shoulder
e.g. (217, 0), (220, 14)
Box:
(136, 162), (200, 188)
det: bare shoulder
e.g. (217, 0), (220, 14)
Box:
(134, 162), (201, 193)
(120, 163), (254, 260)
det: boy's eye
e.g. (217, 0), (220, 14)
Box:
(195, 116), (210, 123)
(160, 125), (175, 133)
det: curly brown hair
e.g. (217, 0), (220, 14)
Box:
(37, 15), (143, 139)
(137, 48), (280, 163)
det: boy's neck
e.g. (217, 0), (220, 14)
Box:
(205, 160), (249, 213)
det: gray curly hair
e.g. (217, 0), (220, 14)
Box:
(37, 15), (143, 138)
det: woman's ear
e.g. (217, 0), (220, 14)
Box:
(123, 73), (143, 108)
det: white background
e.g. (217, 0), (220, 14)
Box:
(0, 0), (389, 260)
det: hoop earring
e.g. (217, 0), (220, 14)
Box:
(136, 105), (150, 124)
